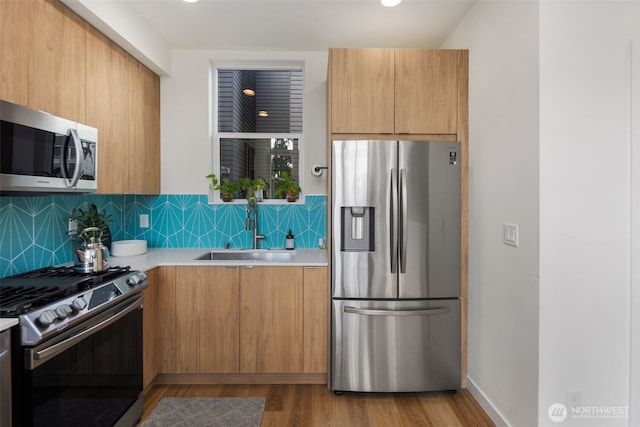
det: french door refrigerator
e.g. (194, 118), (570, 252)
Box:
(331, 139), (461, 393)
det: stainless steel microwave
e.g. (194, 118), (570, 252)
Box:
(0, 100), (98, 194)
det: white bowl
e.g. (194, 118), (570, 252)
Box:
(111, 240), (147, 257)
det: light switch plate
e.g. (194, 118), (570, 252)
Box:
(140, 214), (149, 228)
(503, 223), (519, 247)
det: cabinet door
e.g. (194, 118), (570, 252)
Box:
(86, 27), (130, 194)
(240, 266), (303, 373)
(330, 48), (394, 134)
(128, 61), (161, 194)
(303, 266), (328, 374)
(142, 268), (159, 388)
(395, 49), (459, 134)
(29, 0), (86, 122)
(175, 266), (239, 374)
(0, 0), (31, 105)
(156, 266), (177, 374)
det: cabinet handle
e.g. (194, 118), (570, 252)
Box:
(305, 266), (317, 270)
(242, 265), (254, 269)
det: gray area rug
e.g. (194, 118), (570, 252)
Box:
(141, 397), (265, 427)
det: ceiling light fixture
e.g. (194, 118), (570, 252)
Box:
(381, 0), (401, 6)
(258, 111), (269, 117)
(183, 0), (198, 3)
(243, 89), (256, 96)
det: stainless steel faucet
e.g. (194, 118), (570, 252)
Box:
(246, 197), (265, 249)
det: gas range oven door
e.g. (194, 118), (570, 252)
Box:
(13, 294), (144, 427)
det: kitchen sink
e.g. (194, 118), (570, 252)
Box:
(195, 249), (296, 261)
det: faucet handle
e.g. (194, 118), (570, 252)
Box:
(224, 241), (231, 249)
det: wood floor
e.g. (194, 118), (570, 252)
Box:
(139, 384), (495, 426)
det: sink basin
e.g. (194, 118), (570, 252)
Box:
(195, 249), (296, 261)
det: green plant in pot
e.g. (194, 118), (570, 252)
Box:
(253, 177), (267, 201)
(206, 173), (218, 191)
(70, 204), (113, 250)
(215, 178), (239, 202)
(240, 177), (255, 200)
(275, 171), (301, 202)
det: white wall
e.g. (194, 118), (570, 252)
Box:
(161, 50), (328, 196)
(539, 2), (639, 426)
(442, 2), (540, 426)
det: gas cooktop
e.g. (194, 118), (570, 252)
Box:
(0, 266), (132, 317)
(0, 265), (148, 345)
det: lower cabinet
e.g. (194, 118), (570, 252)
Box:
(142, 268), (159, 388)
(152, 265), (328, 378)
(240, 266), (303, 373)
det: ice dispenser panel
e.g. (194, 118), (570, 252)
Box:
(341, 207), (375, 251)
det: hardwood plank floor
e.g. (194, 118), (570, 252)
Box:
(138, 384), (495, 426)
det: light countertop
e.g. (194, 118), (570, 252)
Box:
(109, 247), (327, 272)
(0, 318), (19, 332)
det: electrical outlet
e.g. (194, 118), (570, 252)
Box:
(567, 389), (582, 410)
(139, 214), (149, 229)
(503, 223), (519, 247)
(68, 218), (78, 235)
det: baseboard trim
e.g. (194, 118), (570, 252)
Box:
(466, 376), (510, 427)
(154, 373), (327, 385)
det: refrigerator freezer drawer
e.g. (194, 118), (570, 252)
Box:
(331, 299), (461, 392)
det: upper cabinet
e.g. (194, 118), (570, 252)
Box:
(329, 48), (395, 134)
(1, 0), (160, 195)
(328, 48), (465, 135)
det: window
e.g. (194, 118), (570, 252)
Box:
(214, 68), (303, 202)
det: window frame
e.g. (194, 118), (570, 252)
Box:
(210, 62), (305, 204)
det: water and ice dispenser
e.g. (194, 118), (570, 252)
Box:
(340, 206), (375, 252)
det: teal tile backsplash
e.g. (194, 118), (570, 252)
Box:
(0, 194), (326, 278)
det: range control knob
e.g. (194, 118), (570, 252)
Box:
(71, 296), (87, 311)
(55, 304), (73, 319)
(38, 310), (57, 326)
(127, 272), (147, 287)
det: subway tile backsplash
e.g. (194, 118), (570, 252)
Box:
(0, 194), (326, 278)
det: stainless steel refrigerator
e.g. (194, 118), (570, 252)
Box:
(331, 139), (461, 393)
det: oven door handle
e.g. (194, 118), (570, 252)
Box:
(29, 295), (143, 369)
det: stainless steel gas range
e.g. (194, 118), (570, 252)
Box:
(0, 265), (148, 427)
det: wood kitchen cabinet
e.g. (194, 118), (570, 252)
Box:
(1, 0), (160, 195)
(175, 266), (240, 374)
(329, 48), (395, 134)
(142, 268), (159, 388)
(29, 0), (87, 123)
(329, 48), (463, 135)
(86, 27), (131, 194)
(1, 0), (31, 106)
(303, 266), (328, 373)
(156, 266), (177, 374)
(240, 266), (304, 373)
(128, 61), (161, 195)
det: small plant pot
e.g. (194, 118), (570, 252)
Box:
(255, 189), (264, 202)
(221, 192), (234, 202)
(286, 192), (298, 202)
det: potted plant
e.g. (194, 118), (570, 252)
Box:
(206, 173), (218, 202)
(240, 177), (255, 200)
(69, 203), (113, 250)
(215, 178), (239, 202)
(275, 171), (301, 202)
(253, 177), (267, 202)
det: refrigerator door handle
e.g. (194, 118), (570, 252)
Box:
(344, 306), (451, 317)
(400, 168), (408, 273)
(390, 168), (398, 274)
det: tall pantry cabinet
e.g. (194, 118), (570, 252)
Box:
(327, 47), (469, 385)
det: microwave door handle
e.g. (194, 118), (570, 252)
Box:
(62, 128), (82, 188)
(390, 168), (398, 274)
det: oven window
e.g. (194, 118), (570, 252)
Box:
(15, 306), (142, 427)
